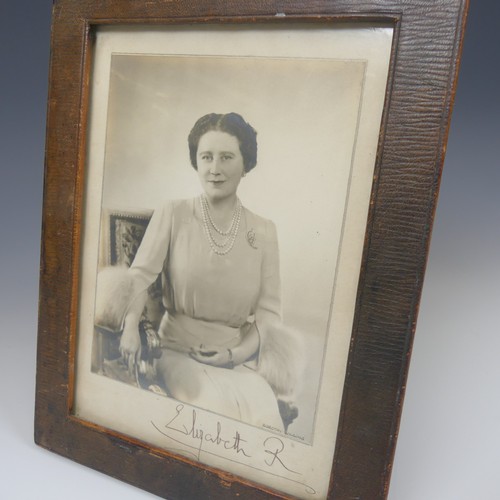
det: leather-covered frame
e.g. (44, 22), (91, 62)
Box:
(35, 1), (469, 499)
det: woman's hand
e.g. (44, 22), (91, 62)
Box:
(190, 345), (233, 368)
(119, 289), (148, 377)
(119, 325), (142, 375)
(189, 324), (260, 369)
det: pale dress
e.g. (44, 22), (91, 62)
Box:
(129, 198), (284, 430)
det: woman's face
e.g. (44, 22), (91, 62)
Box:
(196, 130), (245, 204)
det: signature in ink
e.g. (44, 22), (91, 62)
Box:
(152, 404), (250, 461)
(263, 436), (299, 474)
(150, 405), (317, 495)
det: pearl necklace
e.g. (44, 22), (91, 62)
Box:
(200, 194), (240, 235)
(199, 195), (242, 255)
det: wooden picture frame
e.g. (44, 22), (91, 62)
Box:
(35, 1), (469, 499)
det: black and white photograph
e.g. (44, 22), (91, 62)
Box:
(90, 54), (364, 443)
(73, 25), (393, 498)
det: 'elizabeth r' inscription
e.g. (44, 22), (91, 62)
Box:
(150, 403), (319, 495)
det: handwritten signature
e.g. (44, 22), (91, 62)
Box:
(154, 403), (250, 460)
(151, 404), (317, 495)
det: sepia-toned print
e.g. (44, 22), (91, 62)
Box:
(89, 52), (368, 444)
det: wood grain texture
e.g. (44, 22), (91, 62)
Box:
(35, 1), (469, 499)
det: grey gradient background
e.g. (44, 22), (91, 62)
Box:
(1, 2), (497, 499)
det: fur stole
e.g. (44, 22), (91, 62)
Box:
(94, 266), (135, 331)
(256, 323), (303, 401)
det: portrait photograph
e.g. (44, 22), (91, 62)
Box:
(73, 24), (393, 498)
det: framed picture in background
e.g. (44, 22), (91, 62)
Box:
(35, 1), (469, 499)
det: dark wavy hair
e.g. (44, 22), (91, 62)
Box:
(188, 113), (258, 173)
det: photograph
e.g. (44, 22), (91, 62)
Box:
(90, 53), (366, 443)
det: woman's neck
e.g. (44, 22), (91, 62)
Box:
(203, 195), (239, 227)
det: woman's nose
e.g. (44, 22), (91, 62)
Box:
(210, 158), (221, 174)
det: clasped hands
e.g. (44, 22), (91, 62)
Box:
(189, 344), (235, 369)
(120, 325), (234, 371)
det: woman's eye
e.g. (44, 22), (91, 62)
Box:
(201, 154), (212, 161)
(221, 155), (233, 161)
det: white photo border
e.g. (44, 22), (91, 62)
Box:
(74, 23), (393, 500)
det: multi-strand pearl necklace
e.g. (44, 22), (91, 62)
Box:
(199, 195), (242, 255)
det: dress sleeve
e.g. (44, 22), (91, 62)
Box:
(254, 219), (282, 335)
(253, 220), (303, 399)
(128, 199), (173, 296)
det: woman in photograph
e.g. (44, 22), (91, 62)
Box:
(106, 113), (301, 430)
